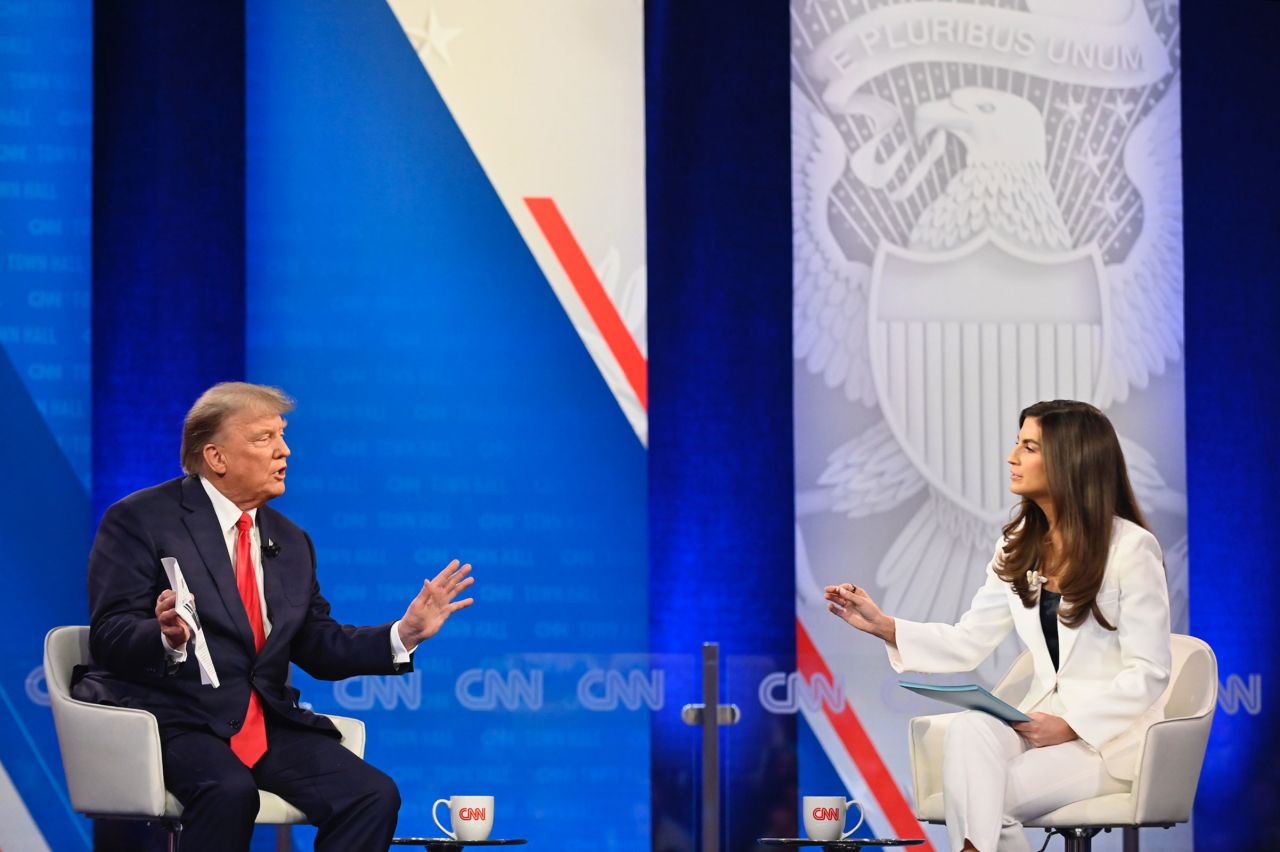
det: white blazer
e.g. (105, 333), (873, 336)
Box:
(886, 517), (1172, 781)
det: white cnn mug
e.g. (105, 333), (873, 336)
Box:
(802, 795), (864, 841)
(432, 795), (494, 841)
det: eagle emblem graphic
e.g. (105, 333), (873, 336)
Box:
(792, 0), (1186, 678)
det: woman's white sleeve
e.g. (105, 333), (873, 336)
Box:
(886, 554), (1015, 674)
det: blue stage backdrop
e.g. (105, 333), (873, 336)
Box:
(1183, 1), (1280, 847)
(91, 0), (246, 520)
(645, 0), (799, 849)
(245, 2), (649, 848)
(0, 0), (93, 848)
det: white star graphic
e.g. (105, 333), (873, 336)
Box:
(1104, 97), (1135, 123)
(408, 9), (461, 66)
(1076, 147), (1106, 176)
(1096, 190), (1125, 221)
(1061, 97), (1087, 124)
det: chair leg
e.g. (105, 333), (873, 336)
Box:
(165, 820), (182, 852)
(1122, 826), (1139, 852)
(1060, 828), (1095, 852)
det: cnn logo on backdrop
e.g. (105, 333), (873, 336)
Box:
(811, 806), (841, 821)
(459, 807), (487, 821)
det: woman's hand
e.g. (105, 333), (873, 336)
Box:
(1011, 712), (1079, 747)
(824, 583), (896, 645)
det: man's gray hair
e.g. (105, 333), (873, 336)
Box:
(181, 382), (294, 475)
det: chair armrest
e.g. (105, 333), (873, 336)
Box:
(50, 696), (168, 817)
(319, 713), (366, 758)
(908, 713), (956, 820)
(1131, 712), (1213, 825)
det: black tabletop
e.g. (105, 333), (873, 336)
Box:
(757, 839), (925, 848)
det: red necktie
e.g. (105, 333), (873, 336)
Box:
(229, 512), (268, 767)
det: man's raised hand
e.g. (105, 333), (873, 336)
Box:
(397, 559), (475, 650)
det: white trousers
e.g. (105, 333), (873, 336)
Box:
(941, 708), (1130, 852)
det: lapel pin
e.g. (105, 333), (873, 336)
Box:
(1026, 569), (1048, 601)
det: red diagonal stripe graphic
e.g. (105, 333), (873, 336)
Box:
(524, 197), (647, 411)
(796, 619), (933, 849)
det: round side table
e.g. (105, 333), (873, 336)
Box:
(758, 838), (924, 849)
(391, 839), (527, 851)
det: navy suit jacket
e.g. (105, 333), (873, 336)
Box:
(73, 475), (410, 740)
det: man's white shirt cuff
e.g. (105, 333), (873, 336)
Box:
(390, 619), (417, 664)
(161, 632), (188, 664)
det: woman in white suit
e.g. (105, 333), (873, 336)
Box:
(825, 400), (1171, 852)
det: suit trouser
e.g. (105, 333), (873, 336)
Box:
(941, 706), (1129, 852)
(160, 712), (401, 852)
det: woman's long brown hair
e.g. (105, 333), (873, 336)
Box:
(995, 400), (1149, 630)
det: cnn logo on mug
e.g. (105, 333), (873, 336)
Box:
(433, 795), (494, 841)
(802, 795), (864, 841)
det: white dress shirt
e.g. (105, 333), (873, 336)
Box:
(162, 476), (414, 664)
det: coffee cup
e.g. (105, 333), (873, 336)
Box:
(802, 795), (864, 841)
(432, 795), (494, 841)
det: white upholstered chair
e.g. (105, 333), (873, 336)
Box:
(906, 633), (1216, 852)
(44, 625), (366, 850)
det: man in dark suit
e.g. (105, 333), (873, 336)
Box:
(73, 382), (475, 851)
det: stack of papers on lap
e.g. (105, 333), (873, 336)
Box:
(898, 681), (1029, 723)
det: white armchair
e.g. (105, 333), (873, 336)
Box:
(44, 625), (367, 849)
(907, 634), (1217, 852)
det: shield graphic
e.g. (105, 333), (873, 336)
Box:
(867, 233), (1110, 524)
